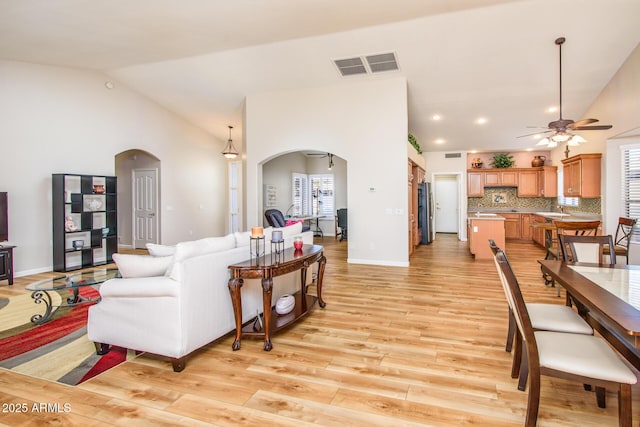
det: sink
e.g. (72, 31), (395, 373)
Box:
(535, 212), (570, 217)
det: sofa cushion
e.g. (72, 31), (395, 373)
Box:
(146, 243), (176, 257)
(113, 253), (173, 278)
(278, 221), (303, 238)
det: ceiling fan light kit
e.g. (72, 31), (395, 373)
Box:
(519, 37), (612, 152)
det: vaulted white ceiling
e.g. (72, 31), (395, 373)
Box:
(2, 0), (639, 152)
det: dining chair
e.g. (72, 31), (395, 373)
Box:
(495, 249), (636, 427)
(489, 240), (593, 392)
(546, 220), (601, 295)
(558, 234), (617, 265)
(606, 217), (637, 264)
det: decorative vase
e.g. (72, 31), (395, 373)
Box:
(471, 158), (483, 169)
(93, 184), (105, 194)
(531, 155), (546, 167)
(293, 236), (303, 250)
(275, 294), (295, 315)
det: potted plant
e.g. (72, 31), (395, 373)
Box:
(408, 134), (422, 154)
(491, 152), (515, 168)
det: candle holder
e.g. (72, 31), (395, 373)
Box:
(250, 236), (265, 261)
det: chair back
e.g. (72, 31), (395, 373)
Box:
(337, 208), (347, 227)
(554, 220), (600, 236)
(489, 240), (515, 311)
(264, 209), (286, 228)
(614, 217), (636, 249)
(558, 234), (616, 264)
(494, 250), (538, 363)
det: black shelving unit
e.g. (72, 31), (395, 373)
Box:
(52, 173), (118, 272)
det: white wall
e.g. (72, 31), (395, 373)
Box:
(0, 60), (227, 275)
(245, 77), (409, 266)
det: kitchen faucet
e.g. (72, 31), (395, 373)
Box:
(557, 205), (564, 214)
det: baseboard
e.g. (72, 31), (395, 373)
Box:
(14, 266), (54, 278)
(347, 258), (409, 267)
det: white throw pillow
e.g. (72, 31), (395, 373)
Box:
(276, 221), (303, 238)
(112, 253), (173, 278)
(146, 243), (176, 257)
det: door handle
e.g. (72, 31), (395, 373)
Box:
(149, 213), (155, 217)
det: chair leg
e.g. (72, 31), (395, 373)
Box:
(506, 308), (515, 353)
(512, 332), (522, 379)
(619, 384), (632, 427)
(517, 351), (529, 392)
(524, 372), (541, 427)
(595, 386), (606, 409)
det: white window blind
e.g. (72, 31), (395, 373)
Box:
(310, 174), (335, 217)
(622, 144), (640, 242)
(291, 173), (308, 216)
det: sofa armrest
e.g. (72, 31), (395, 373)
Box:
(99, 276), (180, 298)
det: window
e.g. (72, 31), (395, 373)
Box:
(291, 173), (308, 216)
(557, 169), (579, 207)
(291, 173), (335, 217)
(310, 174), (335, 217)
(622, 144), (640, 242)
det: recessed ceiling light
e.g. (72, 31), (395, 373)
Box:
(470, 150), (477, 154)
(475, 117), (487, 125)
(547, 106), (558, 113)
(526, 148), (533, 152)
(533, 134), (542, 140)
(432, 114), (442, 121)
(105, 81), (114, 89)
(435, 139), (445, 144)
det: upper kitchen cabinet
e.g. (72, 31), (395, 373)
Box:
(484, 170), (518, 187)
(561, 153), (601, 198)
(467, 171), (484, 197)
(517, 167), (557, 197)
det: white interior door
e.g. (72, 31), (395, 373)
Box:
(133, 169), (158, 249)
(434, 175), (459, 233)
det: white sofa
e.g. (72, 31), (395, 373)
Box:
(87, 223), (313, 371)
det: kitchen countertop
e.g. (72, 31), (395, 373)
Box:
(467, 209), (601, 221)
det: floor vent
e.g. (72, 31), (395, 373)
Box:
(333, 52), (398, 77)
(445, 153), (462, 158)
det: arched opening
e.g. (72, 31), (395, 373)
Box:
(262, 150), (348, 246)
(115, 149), (161, 249)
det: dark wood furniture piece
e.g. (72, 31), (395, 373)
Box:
(228, 244), (326, 351)
(52, 174), (118, 272)
(558, 234), (616, 264)
(504, 255), (635, 427)
(0, 244), (15, 285)
(539, 260), (640, 372)
(608, 217), (637, 264)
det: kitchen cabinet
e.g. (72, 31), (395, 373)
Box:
(531, 214), (548, 247)
(468, 166), (557, 198)
(521, 214), (532, 240)
(484, 170), (518, 187)
(408, 160), (425, 255)
(562, 153), (601, 198)
(467, 172), (484, 197)
(501, 213), (521, 239)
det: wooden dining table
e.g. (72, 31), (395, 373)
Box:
(539, 259), (640, 370)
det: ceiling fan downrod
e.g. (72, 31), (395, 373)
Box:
(555, 37), (565, 121)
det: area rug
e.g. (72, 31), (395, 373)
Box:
(0, 286), (137, 385)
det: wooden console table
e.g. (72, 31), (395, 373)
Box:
(227, 244), (326, 351)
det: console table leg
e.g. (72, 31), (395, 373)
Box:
(262, 275), (273, 351)
(228, 277), (244, 351)
(316, 255), (327, 308)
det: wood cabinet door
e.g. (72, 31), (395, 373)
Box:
(501, 214), (521, 239)
(539, 167), (557, 197)
(484, 172), (500, 186)
(517, 171), (539, 197)
(521, 214), (532, 240)
(467, 172), (484, 197)
(501, 171), (518, 186)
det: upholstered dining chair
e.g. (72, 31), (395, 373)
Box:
(605, 217), (637, 264)
(495, 249), (636, 427)
(489, 240), (593, 391)
(545, 220), (601, 295)
(558, 234), (617, 265)
(336, 208), (347, 241)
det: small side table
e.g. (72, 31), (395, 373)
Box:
(0, 245), (16, 285)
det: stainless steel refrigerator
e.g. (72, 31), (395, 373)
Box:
(417, 182), (433, 244)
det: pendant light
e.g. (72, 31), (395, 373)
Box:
(222, 125), (239, 159)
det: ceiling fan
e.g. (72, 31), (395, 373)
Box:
(518, 37), (612, 149)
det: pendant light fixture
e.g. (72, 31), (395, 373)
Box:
(327, 153), (334, 171)
(222, 125), (239, 159)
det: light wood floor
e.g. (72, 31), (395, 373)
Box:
(1, 235), (639, 426)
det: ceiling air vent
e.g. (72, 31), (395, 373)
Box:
(365, 52), (398, 73)
(334, 57), (367, 76)
(445, 153), (462, 158)
(333, 52), (399, 77)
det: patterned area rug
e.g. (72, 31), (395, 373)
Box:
(0, 286), (137, 385)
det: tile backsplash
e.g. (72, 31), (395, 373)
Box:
(467, 187), (601, 214)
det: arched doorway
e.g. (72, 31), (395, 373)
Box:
(115, 149), (161, 249)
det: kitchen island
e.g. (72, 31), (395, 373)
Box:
(467, 213), (505, 260)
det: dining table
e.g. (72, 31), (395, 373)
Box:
(539, 259), (640, 370)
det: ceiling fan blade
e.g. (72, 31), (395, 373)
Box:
(572, 125), (613, 131)
(517, 130), (552, 138)
(569, 118), (599, 128)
